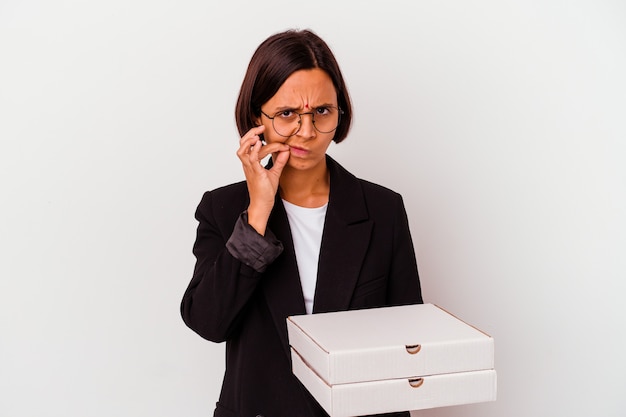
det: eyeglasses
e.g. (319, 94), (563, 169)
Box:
(260, 106), (343, 137)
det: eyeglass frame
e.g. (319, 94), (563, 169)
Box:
(259, 106), (344, 138)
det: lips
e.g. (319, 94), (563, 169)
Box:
(288, 145), (309, 157)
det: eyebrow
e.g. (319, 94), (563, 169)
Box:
(270, 102), (337, 113)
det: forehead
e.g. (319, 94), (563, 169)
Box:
(265, 68), (337, 110)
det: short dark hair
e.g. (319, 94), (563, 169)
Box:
(235, 29), (352, 143)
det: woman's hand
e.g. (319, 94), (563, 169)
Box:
(236, 125), (290, 235)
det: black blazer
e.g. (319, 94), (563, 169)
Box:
(181, 156), (422, 417)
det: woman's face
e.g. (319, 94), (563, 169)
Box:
(257, 68), (339, 172)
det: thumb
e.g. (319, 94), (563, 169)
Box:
(270, 149), (290, 175)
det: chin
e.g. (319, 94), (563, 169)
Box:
(290, 157), (326, 172)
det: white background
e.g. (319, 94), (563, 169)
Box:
(1, 1), (625, 416)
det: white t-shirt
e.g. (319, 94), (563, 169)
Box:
(282, 199), (328, 314)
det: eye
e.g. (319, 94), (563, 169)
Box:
(276, 109), (296, 119)
(315, 106), (331, 116)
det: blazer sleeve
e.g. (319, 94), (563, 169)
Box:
(180, 191), (283, 342)
(387, 194), (423, 306)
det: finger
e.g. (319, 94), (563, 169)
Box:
(269, 148), (290, 175)
(239, 125), (265, 145)
(241, 140), (267, 169)
(248, 139), (263, 160)
(257, 142), (289, 161)
(237, 135), (262, 159)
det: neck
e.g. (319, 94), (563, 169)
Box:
(279, 160), (330, 208)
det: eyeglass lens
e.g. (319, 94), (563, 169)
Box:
(271, 107), (340, 137)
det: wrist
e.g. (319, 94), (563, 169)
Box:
(246, 205), (271, 236)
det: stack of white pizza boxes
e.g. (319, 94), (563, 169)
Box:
(287, 303), (496, 417)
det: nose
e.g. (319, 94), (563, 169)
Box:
(296, 112), (316, 138)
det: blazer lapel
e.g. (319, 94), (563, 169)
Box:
(262, 196), (307, 355)
(261, 156), (372, 355)
(313, 156), (373, 313)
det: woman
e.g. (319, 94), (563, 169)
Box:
(181, 29), (422, 417)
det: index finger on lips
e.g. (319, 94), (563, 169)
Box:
(257, 142), (288, 160)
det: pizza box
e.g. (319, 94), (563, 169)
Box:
(287, 303), (495, 385)
(287, 303), (496, 416)
(292, 347), (496, 417)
